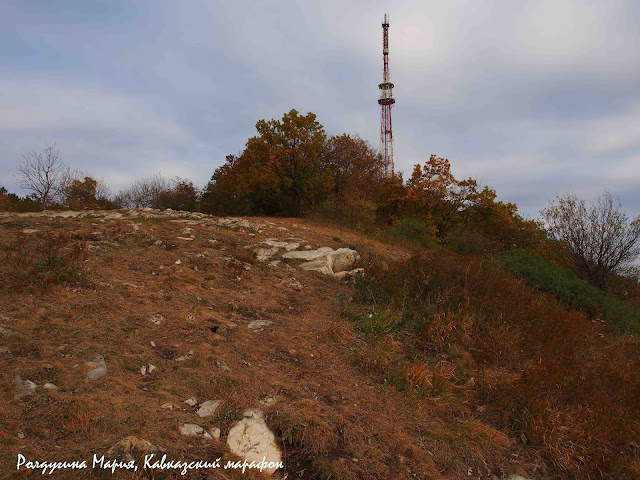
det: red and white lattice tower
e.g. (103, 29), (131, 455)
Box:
(378, 14), (395, 177)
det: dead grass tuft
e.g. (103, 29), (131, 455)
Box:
(0, 231), (90, 292)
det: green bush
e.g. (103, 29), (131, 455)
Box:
(389, 216), (437, 248)
(499, 249), (640, 335)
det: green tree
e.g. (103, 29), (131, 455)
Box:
(323, 134), (382, 203)
(204, 109), (333, 216)
(158, 177), (199, 211)
(252, 109), (331, 215)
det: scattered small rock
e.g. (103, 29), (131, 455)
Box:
(197, 400), (221, 418)
(43, 383), (58, 390)
(107, 436), (158, 462)
(161, 402), (175, 410)
(184, 397), (197, 407)
(21, 228), (39, 234)
(15, 376), (37, 399)
(86, 355), (107, 381)
(216, 360), (231, 371)
(259, 395), (277, 406)
(256, 247), (280, 261)
(149, 314), (164, 325)
(288, 278), (303, 290)
(180, 423), (219, 441)
(175, 350), (194, 362)
(0, 325), (14, 336)
(248, 320), (272, 331)
(174, 259), (181, 265)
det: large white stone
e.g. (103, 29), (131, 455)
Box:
(331, 248), (359, 272)
(256, 247), (281, 261)
(281, 247), (360, 276)
(263, 239), (300, 251)
(299, 256), (333, 275)
(281, 247), (334, 262)
(227, 409), (282, 476)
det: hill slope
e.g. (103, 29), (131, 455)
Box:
(1, 209), (637, 479)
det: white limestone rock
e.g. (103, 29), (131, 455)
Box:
(280, 247), (360, 276)
(86, 355), (107, 381)
(180, 423), (219, 441)
(183, 397), (198, 407)
(227, 409), (282, 476)
(15, 376), (37, 399)
(256, 247), (281, 261)
(107, 436), (158, 462)
(197, 400), (221, 418)
(248, 320), (272, 331)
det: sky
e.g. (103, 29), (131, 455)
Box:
(1, 0), (639, 219)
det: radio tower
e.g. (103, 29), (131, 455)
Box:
(378, 13), (395, 177)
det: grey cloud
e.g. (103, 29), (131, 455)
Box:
(0, 0), (638, 218)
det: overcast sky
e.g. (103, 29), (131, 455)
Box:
(1, 0), (639, 218)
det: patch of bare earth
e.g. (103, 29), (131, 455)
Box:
(1, 209), (521, 479)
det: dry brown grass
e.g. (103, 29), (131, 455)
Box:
(1, 211), (595, 480)
(348, 249), (640, 479)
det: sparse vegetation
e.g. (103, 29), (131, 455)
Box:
(0, 231), (90, 292)
(347, 250), (640, 479)
(500, 248), (640, 335)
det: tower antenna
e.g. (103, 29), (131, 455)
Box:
(378, 13), (395, 177)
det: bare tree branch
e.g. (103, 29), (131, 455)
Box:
(541, 190), (640, 288)
(14, 144), (72, 209)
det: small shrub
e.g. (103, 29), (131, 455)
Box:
(356, 309), (400, 336)
(406, 361), (457, 396)
(389, 216), (437, 248)
(0, 232), (90, 292)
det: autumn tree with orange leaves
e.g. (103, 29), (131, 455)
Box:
(202, 110), (334, 216)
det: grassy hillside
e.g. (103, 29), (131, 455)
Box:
(499, 249), (640, 335)
(1, 209), (639, 479)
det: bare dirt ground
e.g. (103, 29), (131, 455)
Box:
(0, 209), (524, 480)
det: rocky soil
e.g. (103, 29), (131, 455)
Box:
(0, 209), (530, 479)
